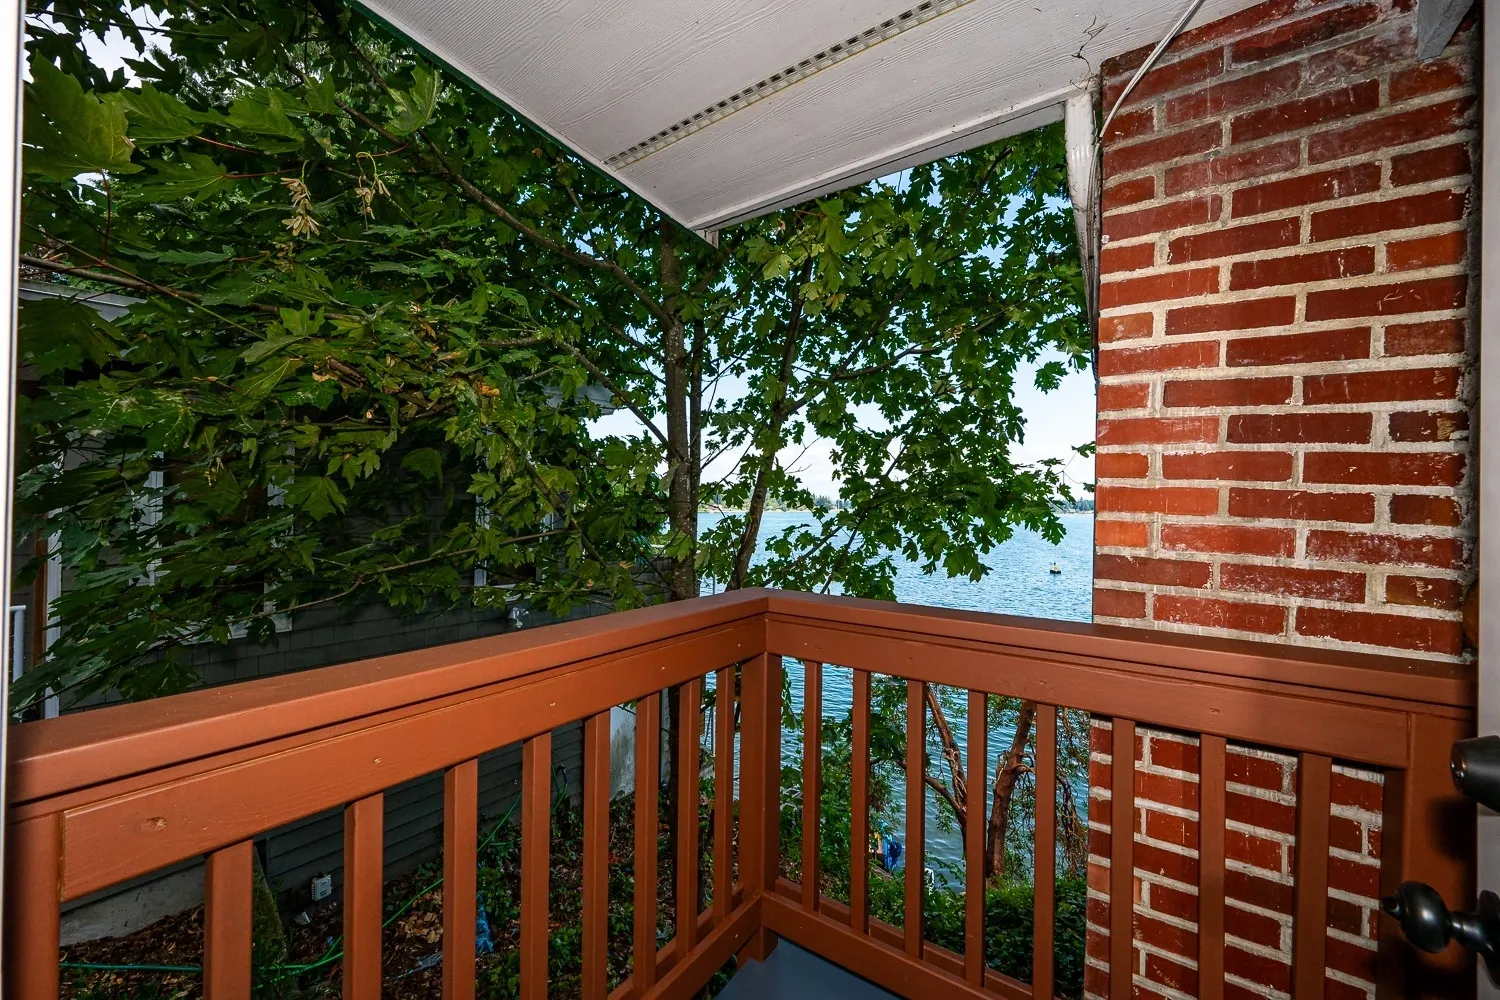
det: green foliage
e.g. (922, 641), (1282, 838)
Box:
(17, 0), (1086, 710)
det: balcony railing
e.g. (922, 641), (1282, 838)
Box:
(2, 589), (1476, 999)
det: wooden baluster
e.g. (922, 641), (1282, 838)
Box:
(521, 732), (552, 1000)
(634, 692), (662, 988)
(712, 668), (734, 926)
(1109, 720), (1135, 1000)
(344, 793), (384, 1000)
(905, 680), (926, 959)
(4, 813), (61, 1000)
(850, 669), (872, 935)
(964, 691), (987, 986)
(582, 712), (611, 1000)
(738, 652), (782, 962)
(677, 678), (704, 950)
(801, 660), (823, 912)
(1377, 711), (1474, 999)
(443, 759), (478, 1000)
(1291, 753), (1332, 1000)
(1199, 735), (1227, 1000)
(1032, 704), (1058, 1000)
(204, 840), (254, 1000)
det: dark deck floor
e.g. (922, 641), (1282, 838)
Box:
(719, 942), (901, 1000)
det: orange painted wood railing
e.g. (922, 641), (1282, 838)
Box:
(2, 589), (1477, 1000)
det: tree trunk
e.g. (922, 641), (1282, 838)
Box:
(985, 700), (1037, 882)
(659, 222), (697, 602)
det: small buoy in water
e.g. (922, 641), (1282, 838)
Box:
(1049, 563), (1062, 574)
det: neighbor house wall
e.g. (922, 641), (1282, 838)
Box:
(1088, 0), (1480, 997)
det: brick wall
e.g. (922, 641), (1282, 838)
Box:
(1087, 0), (1479, 997)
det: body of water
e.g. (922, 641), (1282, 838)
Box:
(699, 510), (1093, 872)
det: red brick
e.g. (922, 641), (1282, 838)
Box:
(1387, 231), (1467, 272)
(1100, 267), (1219, 308)
(1385, 319), (1465, 356)
(1145, 734), (1199, 772)
(1161, 451), (1292, 482)
(1162, 523), (1295, 557)
(1227, 788), (1297, 834)
(1229, 487), (1375, 523)
(1388, 409), (1468, 442)
(1325, 934), (1379, 985)
(1168, 217), (1299, 264)
(1101, 241), (1157, 274)
(1136, 840), (1200, 884)
(1304, 366), (1461, 404)
(1390, 56), (1472, 103)
(1231, 162), (1381, 219)
(1098, 416), (1219, 446)
(1106, 195), (1220, 241)
(1164, 376), (1292, 408)
(1100, 340), (1219, 377)
(1096, 554), (1213, 587)
(1106, 123), (1223, 176)
(1309, 96), (1477, 164)
(1390, 494), (1463, 527)
(1226, 866), (1293, 916)
(1391, 144), (1471, 186)
(1136, 770), (1197, 810)
(1307, 275), (1469, 321)
(1225, 942), (1293, 994)
(1231, 80), (1380, 144)
(1103, 175), (1157, 211)
(1227, 412), (1372, 443)
(1142, 807), (1196, 850)
(1222, 563), (1367, 603)
(1229, 246), (1375, 290)
(1329, 814), (1367, 856)
(1096, 519), (1150, 548)
(1107, 47), (1227, 108)
(1097, 452), (1149, 478)
(1156, 595), (1286, 635)
(1142, 949), (1198, 996)
(1166, 64), (1302, 126)
(1229, 3), (1380, 64)
(1097, 381), (1151, 411)
(1105, 105), (1156, 143)
(1165, 140), (1301, 197)
(1304, 24), (1415, 88)
(1310, 190), (1470, 242)
(1100, 312), (1154, 343)
(1145, 879), (1198, 923)
(1224, 900), (1288, 949)
(1096, 486), (1220, 516)
(1386, 574), (1463, 610)
(1167, 297), (1296, 336)
(1298, 606), (1463, 655)
(1227, 750), (1291, 792)
(1226, 826), (1285, 871)
(1226, 327), (1370, 367)
(1303, 452), (1465, 487)
(1306, 530), (1464, 569)
(1095, 587), (1148, 618)
(1332, 769), (1384, 813)
(1174, 0), (1297, 49)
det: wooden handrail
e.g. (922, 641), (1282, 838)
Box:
(3, 590), (1477, 1000)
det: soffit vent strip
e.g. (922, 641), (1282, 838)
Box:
(604, 0), (977, 169)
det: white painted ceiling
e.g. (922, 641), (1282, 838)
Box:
(358, 0), (1258, 232)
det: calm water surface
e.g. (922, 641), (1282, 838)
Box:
(700, 511), (1094, 870)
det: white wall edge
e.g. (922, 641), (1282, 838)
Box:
(1479, 2), (1498, 997)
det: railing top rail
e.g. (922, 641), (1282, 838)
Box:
(7, 589), (769, 807)
(763, 590), (1475, 711)
(9, 588), (1474, 810)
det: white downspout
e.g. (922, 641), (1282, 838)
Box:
(0, 4), (24, 992)
(1063, 90), (1098, 323)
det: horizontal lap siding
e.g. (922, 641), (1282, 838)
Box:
(1090, 1), (1478, 998)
